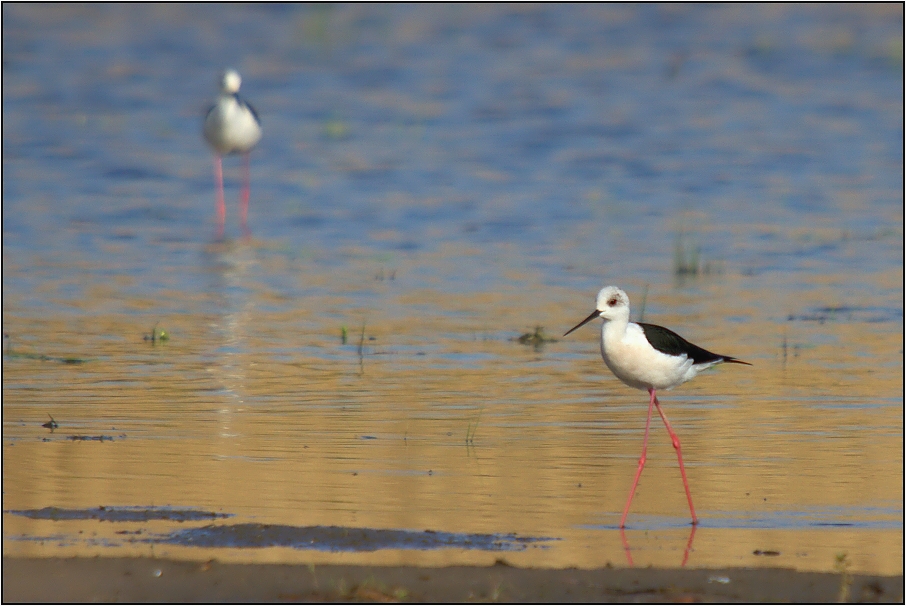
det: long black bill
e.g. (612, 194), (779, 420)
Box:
(564, 309), (601, 337)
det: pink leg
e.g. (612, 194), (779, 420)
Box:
(653, 393), (699, 526)
(240, 152), (251, 233)
(213, 156), (225, 236)
(620, 388), (657, 528)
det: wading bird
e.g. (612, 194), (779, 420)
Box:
(564, 286), (750, 528)
(203, 69), (261, 235)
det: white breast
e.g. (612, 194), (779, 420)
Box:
(600, 322), (697, 391)
(204, 97), (261, 155)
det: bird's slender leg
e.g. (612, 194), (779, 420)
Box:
(653, 393), (699, 526)
(240, 151), (251, 233)
(620, 387), (657, 528)
(213, 155), (225, 236)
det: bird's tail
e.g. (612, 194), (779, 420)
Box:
(721, 356), (752, 366)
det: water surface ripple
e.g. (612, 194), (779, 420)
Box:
(3, 4), (902, 574)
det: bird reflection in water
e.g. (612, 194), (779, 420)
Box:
(620, 525), (697, 568)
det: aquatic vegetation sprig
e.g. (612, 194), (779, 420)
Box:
(466, 408), (483, 445)
(834, 552), (852, 603)
(513, 326), (557, 351)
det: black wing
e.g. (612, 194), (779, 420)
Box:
(639, 322), (732, 364)
(233, 93), (260, 124)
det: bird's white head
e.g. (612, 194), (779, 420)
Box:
(564, 285), (630, 336)
(219, 69), (242, 94)
(594, 286), (630, 321)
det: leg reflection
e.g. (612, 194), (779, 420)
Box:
(680, 524), (697, 568)
(620, 527), (634, 567)
(620, 524), (697, 568)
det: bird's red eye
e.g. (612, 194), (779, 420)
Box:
(608, 297), (619, 306)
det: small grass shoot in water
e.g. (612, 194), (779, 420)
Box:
(357, 322), (367, 356)
(466, 408), (483, 445)
(143, 322), (169, 344)
(673, 232), (723, 277)
(356, 321), (367, 374)
(3, 332), (88, 364)
(834, 552), (852, 603)
(307, 563), (318, 591)
(513, 326), (557, 351)
(637, 284), (649, 323)
(333, 576), (408, 602)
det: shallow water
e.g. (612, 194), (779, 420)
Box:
(2, 4), (902, 574)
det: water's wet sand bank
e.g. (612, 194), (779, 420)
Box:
(4, 556), (903, 603)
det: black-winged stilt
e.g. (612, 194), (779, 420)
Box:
(564, 286), (750, 528)
(203, 69), (262, 235)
